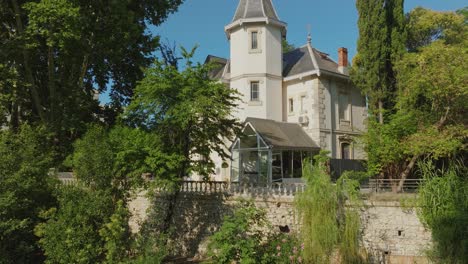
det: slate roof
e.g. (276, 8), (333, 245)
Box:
(205, 55), (229, 80)
(206, 43), (345, 81)
(246, 117), (319, 150)
(232, 0), (279, 22)
(283, 44), (344, 78)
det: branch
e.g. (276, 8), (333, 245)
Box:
(11, 0), (45, 122)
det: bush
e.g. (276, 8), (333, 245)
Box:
(0, 125), (56, 263)
(206, 200), (270, 264)
(35, 186), (114, 263)
(260, 233), (303, 264)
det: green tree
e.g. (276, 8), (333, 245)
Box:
(282, 38), (295, 53)
(352, 0), (406, 124)
(99, 200), (131, 264)
(406, 7), (466, 51)
(124, 47), (242, 180)
(71, 124), (172, 201)
(0, 125), (56, 263)
(35, 186), (114, 264)
(0, 0), (184, 159)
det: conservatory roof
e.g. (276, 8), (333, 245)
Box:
(245, 118), (319, 150)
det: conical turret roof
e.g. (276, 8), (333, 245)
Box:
(232, 0), (280, 22)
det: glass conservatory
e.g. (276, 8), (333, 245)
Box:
(230, 118), (320, 185)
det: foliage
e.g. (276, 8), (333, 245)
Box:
(71, 124), (169, 199)
(406, 7), (467, 51)
(295, 151), (366, 263)
(282, 38), (296, 53)
(417, 159), (468, 263)
(260, 233), (303, 264)
(0, 0), (184, 159)
(124, 47), (242, 180)
(352, 0), (406, 122)
(0, 125), (56, 264)
(361, 7), (467, 180)
(99, 200), (131, 264)
(127, 232), (170, 264)
(35, 186), (114, 264)
(206, 200), (270, 264)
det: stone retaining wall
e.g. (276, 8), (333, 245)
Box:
(129, 188), (432, 263)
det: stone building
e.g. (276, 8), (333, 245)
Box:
(206, 0), (367, 183)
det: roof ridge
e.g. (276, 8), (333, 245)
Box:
(307, 42), (321, 76)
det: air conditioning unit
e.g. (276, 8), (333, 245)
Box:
(298, 115), (309, 125)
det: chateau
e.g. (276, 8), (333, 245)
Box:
(207, 0), (367, 183)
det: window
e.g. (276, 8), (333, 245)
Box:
(250, 81), (259, 101)
(251, 31), (258, 50)
(339, 93), (350, 120)
(300, 95), (306, 113)
(289, 98), (294, 113)
(341, 143), (351, 160)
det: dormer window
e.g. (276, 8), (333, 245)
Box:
(251, 31), (258, 50)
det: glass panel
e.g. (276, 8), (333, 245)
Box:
(272, 151), (282, 182)
(339, 93), (349, 120)
(282, 150), (292, 178)
(250, 82), (259, 101)
(258, 151), (269, 185)
(231, 150), (240, 182)
(289, 98), (294, 112)
(242, 151), (258, 175)
(293, 151), (303, 178)
(251, 31), (258, 49)
(240, 125), (258, 148)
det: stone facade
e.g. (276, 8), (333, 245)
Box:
(129, 185), (431, 263)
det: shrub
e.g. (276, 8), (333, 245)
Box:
(206, 200), (270, 264)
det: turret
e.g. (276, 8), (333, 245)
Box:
(226, 0), (287, 121)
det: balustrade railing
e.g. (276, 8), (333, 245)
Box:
(57, 177), (424, 194)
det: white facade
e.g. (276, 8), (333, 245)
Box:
(207, 0), (367, 181)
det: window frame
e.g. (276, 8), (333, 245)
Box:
(339, 92), (351, 121)
(250, 81), (260, 101)
(248, 28), (262, 53)
(288, 98), (294, 113)
(341, 142), (352, 160)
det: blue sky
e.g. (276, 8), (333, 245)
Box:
(100, 0), (466, 103)
(153, 0), (466, 63)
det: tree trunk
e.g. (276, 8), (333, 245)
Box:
(378, 100), (384, 124)
(48, 46), (56, 125)
(11, 0), (45, 122)
(396, 154), (419, 192)
(396, 107), (450, 192)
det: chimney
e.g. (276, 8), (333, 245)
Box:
(338, 47), (348, 74)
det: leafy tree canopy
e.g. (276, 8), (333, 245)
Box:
(0, 0), (184, 160)
(0, 125), (56, 263)
(406, 7), (467, 51)
(124, 47), (242, 180)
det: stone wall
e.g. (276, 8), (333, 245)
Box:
(361, 200), (431, 264)
(128, 185), (432, 263)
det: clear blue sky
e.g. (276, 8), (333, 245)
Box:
(153, 0), (466, 63)
(100, 0), (466, 103)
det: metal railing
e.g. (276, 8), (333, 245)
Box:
(361, 179), (424, 193)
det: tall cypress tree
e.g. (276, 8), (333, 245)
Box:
(351, 0), (406, 124)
